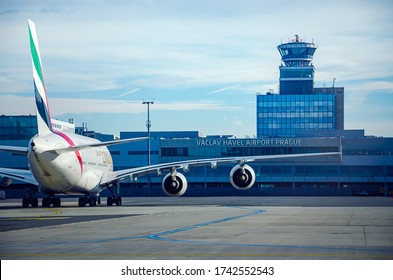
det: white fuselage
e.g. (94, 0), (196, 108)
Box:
(28, 131), (113, 195)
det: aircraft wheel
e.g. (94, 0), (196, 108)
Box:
(107, 196), (121, 206)
(78, 197), (87, 207)
(53, 198), (61, 207)
(89, 197), (97, 207)
(22, 198), (30, 208)
(31, 198), (39, 208)
(42, 197), (50, 208)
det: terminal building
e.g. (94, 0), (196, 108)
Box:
(1, 36), (392, 197)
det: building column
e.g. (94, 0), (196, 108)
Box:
(384, 182), (387, 197)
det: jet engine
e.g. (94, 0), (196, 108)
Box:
(230, 164), (255, 190)
(0, 176), (12, 187)
(162, 171), (188, 197)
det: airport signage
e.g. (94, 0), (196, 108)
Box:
(196, 138), (302, 147)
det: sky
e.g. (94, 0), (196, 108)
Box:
(0, 0), (392, 137)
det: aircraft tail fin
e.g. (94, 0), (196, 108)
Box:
(28, 19), (52, 136)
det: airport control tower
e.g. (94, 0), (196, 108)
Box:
(277, 35), (317, 95)
(256, 35), (344, 138)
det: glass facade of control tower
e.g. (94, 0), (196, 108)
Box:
(257, 93), (337, 138)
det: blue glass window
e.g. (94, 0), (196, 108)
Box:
(257, 93), (336, 137)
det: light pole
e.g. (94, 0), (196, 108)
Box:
(142, 100), (154, 166)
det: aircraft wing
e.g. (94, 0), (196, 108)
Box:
(100, 151), (341, 185)
(48, 137), (148, 154)
(0, 167), (38, 185)
(0, 146), (37, 185)
(0, 145), (28, 155)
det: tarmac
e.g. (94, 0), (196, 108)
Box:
(0, 196), (393, 260)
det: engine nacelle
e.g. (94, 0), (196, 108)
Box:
(0, 176), (13, 187)
(162, 172), (188, 197)
(230, 164), (255, 190)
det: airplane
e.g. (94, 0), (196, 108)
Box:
(0, 19), (341, 208)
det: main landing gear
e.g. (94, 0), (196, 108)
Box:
(107, 196), (122, 206)
(22, 187), (38, 208)
(20, 184), (122, 207)
(106, 183), (122, 206)
(21, 186), (62, 208)
(22, 197), (39, 208)
(22, 196), (60, 208)
(78, 194), (122, 206)
(42, 197), (61, 207)
(77, 195), (103, 207)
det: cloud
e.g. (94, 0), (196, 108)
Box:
(0, 95), (35, 115)
(233, 119), (243, 126)
(206, 84), (239, 95)
(115, 88), (141, 98)
(0, 95), (242, 116)
(358, 81), (393, 93)
(0, 9), (18, 15)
